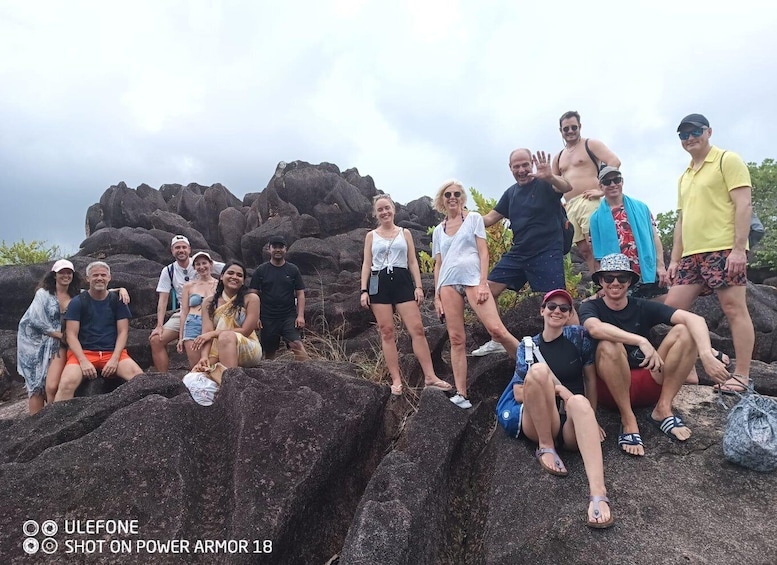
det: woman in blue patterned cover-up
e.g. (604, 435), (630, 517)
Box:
(17, 260), (130, 415)
(503, 288), (613, 529)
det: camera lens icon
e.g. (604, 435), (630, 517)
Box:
(23, 537), (39, 555)
(41, 538), (58, 554)
(41, 520), (58, 536)
(23, 520), (39, 537)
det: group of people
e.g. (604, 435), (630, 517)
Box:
(358, 111), (755, 529)
(16, 110), (755, 529)
(17, 234), (311, 413)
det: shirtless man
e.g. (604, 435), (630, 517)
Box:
(553, 111), (621, 276)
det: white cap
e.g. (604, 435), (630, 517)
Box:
(171, 235), (190, 247)
(52, 259), (75, 272)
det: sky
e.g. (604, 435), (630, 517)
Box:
(1, 0), (775, 254)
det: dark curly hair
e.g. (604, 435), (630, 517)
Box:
(208, 261), (249, 320)
(38, 269), (84, 298)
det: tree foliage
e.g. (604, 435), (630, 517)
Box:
(748, 158), (777, 269)
(0, 239), (61, 266)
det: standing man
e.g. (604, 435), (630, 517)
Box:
(249, 236), (309, 361)
(589, 166), (668, 299)
(579, 254), (729, 456)
(472, 149), (573, 356)
(666, 113), (755, 393)
(149, 235), (224, 372)
(553, 110), (621, 276)
(55, 262), (143, 401)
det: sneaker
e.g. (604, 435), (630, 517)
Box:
(450, 394), (472, 409)
(471, 340), (506, 356)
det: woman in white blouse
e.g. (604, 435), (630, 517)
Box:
(432, 180), (518, 409)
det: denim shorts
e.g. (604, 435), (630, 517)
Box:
(183, 314), (202, 341)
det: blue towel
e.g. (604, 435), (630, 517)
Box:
(590, 196), (657, 283)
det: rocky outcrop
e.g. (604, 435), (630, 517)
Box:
(0, 363), (390, 564)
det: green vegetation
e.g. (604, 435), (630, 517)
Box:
(748, 158), (777, 270)
(655, 210), (678, 252)
(0, 239), (61, 266)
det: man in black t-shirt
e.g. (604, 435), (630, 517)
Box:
(249, 236), (309, 361)
(579, 254), (729, 456)
(472, 148), (574, 356)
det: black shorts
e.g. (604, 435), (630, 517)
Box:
(369, 267), (415, 305)
(629, 282), (668, 300)
(260, 316), (301, 356)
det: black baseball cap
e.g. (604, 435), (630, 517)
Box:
(677, 113), (710, 131)
(268, 235), (286, 246)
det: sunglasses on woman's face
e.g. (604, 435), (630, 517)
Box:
(444, 191), (462, 199)
(544, 302), (572, 313)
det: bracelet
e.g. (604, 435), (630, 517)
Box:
(415, 286), (423, 290)
(361, 289), (368, 294)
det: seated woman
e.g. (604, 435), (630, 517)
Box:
(192, 261), (262, 370)
(178, 251), (219, 368)
(504, 288), (613, 529)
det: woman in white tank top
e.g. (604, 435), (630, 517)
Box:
(360, 194), (452, 396)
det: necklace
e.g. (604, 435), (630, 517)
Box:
(444, 211), (465, 234)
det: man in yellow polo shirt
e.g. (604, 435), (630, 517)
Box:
(665, 113), (754, 393)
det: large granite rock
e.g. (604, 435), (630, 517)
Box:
(0, 363), (390, 564)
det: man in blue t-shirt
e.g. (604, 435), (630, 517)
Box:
(249, 236), (309, 361)
(55, 262), (143, 401)
(578, 254), (730, 456)
(472, 148), (573, 356)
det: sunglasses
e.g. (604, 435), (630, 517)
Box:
(444, 191), (462, 198)
(678, 128), (706, 141)
(544, 302), (572, 313)
(562, 125), (579, 133)
(183, 268), (190, 282)
(601, 273), (632, 284)
(601, 176), (623, 186)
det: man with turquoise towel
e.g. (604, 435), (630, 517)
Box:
(589, 167), (668, 300)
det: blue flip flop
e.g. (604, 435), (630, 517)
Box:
(650, 414), (689, 441)
(618, 431), (644, 456)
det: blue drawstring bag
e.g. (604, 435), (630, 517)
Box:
(722, 382), (777, 473)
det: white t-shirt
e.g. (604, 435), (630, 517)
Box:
(432, 212), (487, 290)
(156, 259), (225, 297)
(371, 228), (409, 271)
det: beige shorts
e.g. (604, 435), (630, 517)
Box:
(162, 311), (182, 333)
(565, 194), (602, 243)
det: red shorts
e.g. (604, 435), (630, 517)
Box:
(66, 350), (131, 372)
(597, 368), (662, 409)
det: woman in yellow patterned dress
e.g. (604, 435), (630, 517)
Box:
(193, 261), (262, 369)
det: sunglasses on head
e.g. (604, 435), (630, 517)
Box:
(444, 191), (462, 198)
(562, 125), (579, 133)
(601, 176), (623, 186)
(678, 128), (706, 141)
(601, 273), (631, 284)
(544, 302), (572, 313)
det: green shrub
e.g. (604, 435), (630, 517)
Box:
(0, 239), (61, 266)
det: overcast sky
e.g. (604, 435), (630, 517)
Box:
(1, 0), (774, 254)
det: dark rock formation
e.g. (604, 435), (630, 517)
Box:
(0, 364), (390, 564)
